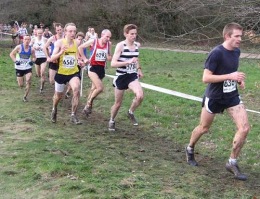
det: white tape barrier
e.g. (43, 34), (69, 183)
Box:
(0, 31), (13, 36)
(105, 74), (260, 114)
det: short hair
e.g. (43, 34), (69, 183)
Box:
(64, 23), (76, 31)
(76, 31), (85, 38)
(223, 22), (243, 38)
(54, 23), (62, 28)
(101, 29), (111, 35)
(123, 24), (137, 34)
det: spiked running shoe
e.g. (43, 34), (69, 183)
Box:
(127, 111), (138, 126)
(108, 121), (115, 131)
(83, 106), (92, 117)
(23, 96), (28, 102)
(185, 146), (198, 166)
(70, 114), (82, 125)
(51, 109), (57, 123)
(225, 162), (247, 181)
(64, 92), (70, 99)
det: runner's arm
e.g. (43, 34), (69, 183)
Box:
(31, 48), (36, 62)
(9, 45), (20, 62)
(203, 69), (245, 83)
(78, 39), (94, 63)
(43, 36), (53, 60)
(107, 41), (112, 61)
(50, 40), (63, 62)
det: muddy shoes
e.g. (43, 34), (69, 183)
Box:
(225, 162), (247, 181)
(185, 146), (198, 166)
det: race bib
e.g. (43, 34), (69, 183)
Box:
(95, 49), (107, 61)
(19, 58), (29, 66)
(126, 62), (136, 73)
(223, 80), (237, 93)
(63, 55), (76, 68)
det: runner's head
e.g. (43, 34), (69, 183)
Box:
(23, 34), (31, 45)
(123, 24), (137, 42)
(101, 29), (111, 43)
(76, 31), (85, 43)
(64, 23), (76, 40)
(36, 28), (43, 38)
(54, 23), (63, 37)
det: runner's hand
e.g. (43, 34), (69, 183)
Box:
(29, 61), (34, 66)
(15, 61), (20, 65)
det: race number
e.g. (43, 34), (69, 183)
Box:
(223, 80), (237, 93)
(126, 62), (136, 73)
(95, 49), (107, 61)
(19, 58), (29, 66)
(63, 55), (76, 68)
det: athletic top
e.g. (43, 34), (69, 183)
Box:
(88, 33), (97, 40)
(43, 32), (52, 39)
(18, 27), (28, 36)
(89, 39), (109, 67)
(116, 41), (139, 76)
(204, 45), (240, 99)
(33, 37), (46, 58)
(49, 35), (58, 56)
(57, 39), (79, 75)
(15, 44), (32, 70)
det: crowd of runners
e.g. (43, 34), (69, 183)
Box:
(8, 21), (251, 181)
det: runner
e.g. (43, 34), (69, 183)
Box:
(64, 31), (86, 98)
(108, 24), (144, 131)
(17, 22), (28, 44)
(50, 23), (84, 124)
(79, 29), (112, 117)
(43, 23), (63, 85)
(43, 27), (53, 39)
(30, 28), (48, 92)
(85, 27), (98, 41)
(85, 26), (92, 39)
(11, 24), (19, 47)
(9, 34), (36, 102)
(185, 22), (250, 181)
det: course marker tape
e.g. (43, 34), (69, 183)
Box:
(105, 74), (260, 114)
(0, 32), (13, 36)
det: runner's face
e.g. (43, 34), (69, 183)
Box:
(37, 29), (43, 37)
(227, 29), (242, 49)
(76, 36), (83, 42)
(23, 36), (31, 45)
(125, 29), (137, 42)
(102, 32), (111, 43)
(65, 25), (76, 40)
(55, 26), (63, 36)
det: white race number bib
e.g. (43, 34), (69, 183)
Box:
(95, 49), (107, 61)
(63, 55), (76, 68)
(223, 80), (237, 93)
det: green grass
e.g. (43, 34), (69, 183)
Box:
(0, 40), (259, 199)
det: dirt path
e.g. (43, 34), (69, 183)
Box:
(142, 46), (260, 59)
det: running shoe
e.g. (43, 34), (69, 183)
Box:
(64, 92), (70, 99)
(127, 111), (138, 126)
(23, 96), (28, 102)
(51, 109), (57, 123)
(108, 120), (115, 131)
(40, 82), (44, 94)
(83, 106), (92, 116)
(185, 146), (198, 166)
(70, 114), (82, 125)
(225, 162), (247, 181)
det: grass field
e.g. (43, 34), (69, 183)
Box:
(0, 40), (259, 199)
